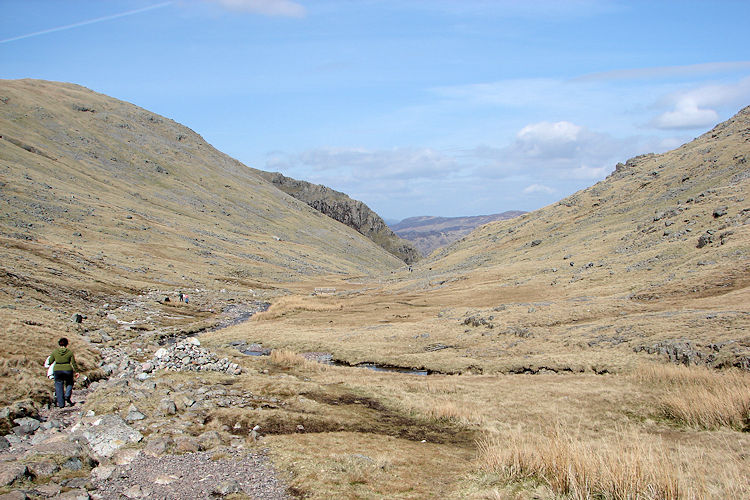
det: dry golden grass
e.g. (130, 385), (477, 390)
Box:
(268, 432), (473, 499)
(0, 312), (101, 407)
(421, 399), (486, 425)
(2, 82), (750, 499)
(634, 363), (750, 430)
(477, 426), (679, 500)
(252, 295), (344, 321)
(269, 348), (328, 372)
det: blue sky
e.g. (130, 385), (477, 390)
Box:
(2, 1), (749, 221)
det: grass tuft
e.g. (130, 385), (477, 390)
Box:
(270, 349), (327, 372)
(252, 295), (343, 321)
(634, 363), (750, 430)
(477, 426), (679, 500)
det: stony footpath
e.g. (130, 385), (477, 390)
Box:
(0, 335), (289, 499)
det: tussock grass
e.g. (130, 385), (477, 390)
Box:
(270, 349), (328, 372)
(422, 399), (485, 425)
(634, 363), (750, 430)
(252, 295), (343, 321)
(477, 426), (679, 500)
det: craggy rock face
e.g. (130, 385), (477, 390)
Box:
(258, 171), (422, 264)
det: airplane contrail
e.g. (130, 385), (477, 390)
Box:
(0, 2), (173, 44)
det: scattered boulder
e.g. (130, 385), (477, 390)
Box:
(124, 404), (146, 422)
(143, 436), (172, 458)
(174, 436), (199, 454)
(112, 447), (141, 466)
(54, 488), (90, 500)
(23, 435), (87, 464)
(26, 460), (60, 478)
(197, 430), (223, 451)
(32, 483), (62, 497)
(90, 464), (116, 482)
(76, 415), (143, 460)
(0, 462), (29, 487)
(157, 400), (176, 416)
(697, 232), (713, 248)
(0, 490), (28, 500)
(12, 416), (41, 435)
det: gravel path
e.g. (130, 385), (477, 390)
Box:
(93, 447), (290, 499)
(22, 347), (292, 500)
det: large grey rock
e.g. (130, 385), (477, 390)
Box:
(0, 491), (27, 500)
(23, 434), (86, 462)
(12, 417), (41, 435)
(79, 415), (143, 460)
(55, 489), (90, 500)
(0, 462), (28, 487)
(0, 435), (9, 450)
(157, 400), (176, 416)
(124, 404), (146, 422)
(32, 483), (62, 497)
(26, 459), (60, 478)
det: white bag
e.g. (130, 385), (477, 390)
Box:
(45, 358), (55, 379)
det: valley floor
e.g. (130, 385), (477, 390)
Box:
(1, 275), (749, 499)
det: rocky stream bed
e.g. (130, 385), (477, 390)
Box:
(0, 301), (291, 500)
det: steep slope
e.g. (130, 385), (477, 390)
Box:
(391, 211), (525, 256)
(408, 105), (750, 370)
(0, 79), (402, 403)
(0, 79), (401, 285)
(240, 106), (749, 375)
(255, 171), (421, 264)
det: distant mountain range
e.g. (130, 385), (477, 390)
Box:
(390, 212), (526, 256)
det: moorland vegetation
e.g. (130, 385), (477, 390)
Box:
(0, 79), (748, 498)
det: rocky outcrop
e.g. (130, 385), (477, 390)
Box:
(256, 171), (421, 264)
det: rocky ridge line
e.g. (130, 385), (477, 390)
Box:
(256, 171), (421, 264)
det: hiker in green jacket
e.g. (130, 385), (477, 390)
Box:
(47, 337), (79, 408)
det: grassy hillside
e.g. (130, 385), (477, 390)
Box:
(241, 106), (750, 375)
(206, 106), (749, 498)
(0, 78), (401, 405)
(0, 79), (747, 499)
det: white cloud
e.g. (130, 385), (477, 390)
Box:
(514, 121), (584, 159)
(569, 165), (609, 179)
(203, 0), (305, 17)
(267, 146), (461, 182)
(470, 120), (631, 180)
(523, 184), (555, 194)
(652, 99), (719, 129)
(651, 76), (750, 129)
